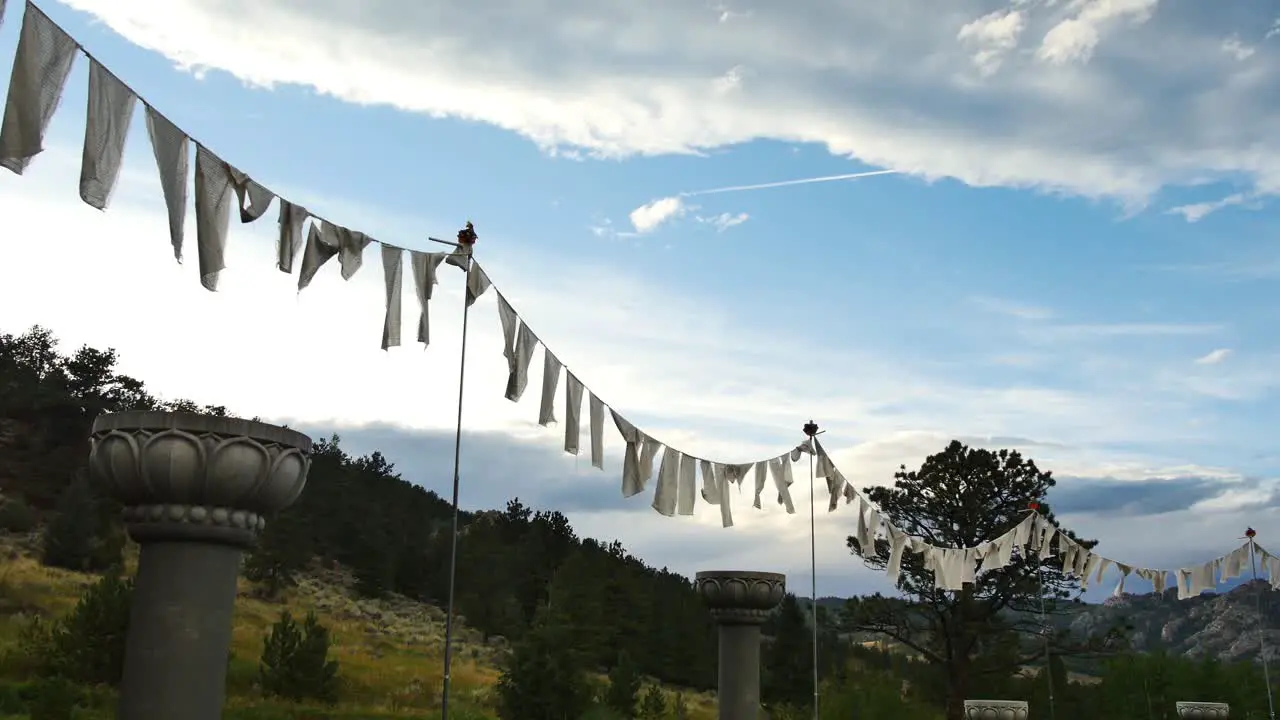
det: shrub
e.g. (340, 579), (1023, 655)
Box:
(604, 651), (641, 719)
(40, 477), (122, 573)
(259, 610), (339, 703)
(45, 573), (133, 686)
(0, 496), (37, 533)
(26, 676), (82, 720)
(638, 684), (667, 720)
(496, 620), (591, 720)
(672, 692), (689, 720)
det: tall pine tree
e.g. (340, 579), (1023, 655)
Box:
(843, 441), (1101, 720)
(762, 593), (813, 712)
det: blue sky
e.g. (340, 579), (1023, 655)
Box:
(0, 0), (1275, 600)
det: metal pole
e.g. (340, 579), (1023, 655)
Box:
(440, 225), (478, 720)
(802, 421), (821, 720)
(1248, 534), (1276, 720)
(1038, 564), (1056, 720)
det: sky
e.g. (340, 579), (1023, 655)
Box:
(0, 0), (1276, 602)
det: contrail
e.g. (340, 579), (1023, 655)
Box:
(680, 169), (899, 197)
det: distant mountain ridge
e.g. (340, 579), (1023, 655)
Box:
(1067, 581), (1280, 663)
(802, 583), (1280, 664)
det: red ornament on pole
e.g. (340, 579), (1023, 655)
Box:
(1246, 527), (1257, 538)
(1027, 501), (1040, 512)
(457, 221), (478, 247)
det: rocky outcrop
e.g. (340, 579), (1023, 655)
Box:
(1065, 581), (1280, 663)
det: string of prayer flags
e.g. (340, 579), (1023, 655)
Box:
(5, 1), (1276, 602)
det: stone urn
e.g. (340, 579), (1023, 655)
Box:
(89, 411), (312, 720)
(1176, 701), (1230, 719)
(695, 571), (786, 720)
(963, 699), (1030, 719)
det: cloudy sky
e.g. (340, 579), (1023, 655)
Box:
(0, 0), (1276, 601)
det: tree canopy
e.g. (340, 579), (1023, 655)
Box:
(843, 441), (1103, 720)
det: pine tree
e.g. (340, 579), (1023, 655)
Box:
(259, 609), (339, 702)
(762, 594), (813, 711)
(496, 618), (591, 720)
(844, 441), (1100, 720)
(638, 684), (667, 720)
(40, 475), (122, 572)
(605, 650), (642, 718)
(244, 509), (312, 599)
(44, 573), (133, 686)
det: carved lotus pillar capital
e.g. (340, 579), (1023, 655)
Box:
(963, 700), (1030, 720)
(694, 570), (786, 625)
(1176, 702), (1230, 719)
(89, 412), (312, 548)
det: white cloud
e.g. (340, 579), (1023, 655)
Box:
(1194, 348), (1232, 365)
(52, 0), (1280, 206)
(628, 196), (687, 233)
(1167, 192), (1250, 222)
(1267, 19), (1280, 41)
(1221, 35), (1256, 61)
(970, 295), (1055, 321)
(957, 9), (1026, 76)
(713, 65), (748, 95)
(1036, 0), (1160, 66)
(697, 211), (749, 232)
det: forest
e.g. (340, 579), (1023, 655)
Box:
(0, 324), (1275, 720)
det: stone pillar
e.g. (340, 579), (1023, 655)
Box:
(89, 412), (312, 720)
(1176, 702), (1230, 719)
(963, 700), (1030, 719)
(694, 570), (786, 720)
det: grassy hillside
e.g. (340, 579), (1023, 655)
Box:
(0, 533), (718, 720)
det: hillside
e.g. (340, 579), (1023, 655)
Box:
(3, 324), (1277, 720)
(1066, 584), (1280, 663)
(0, 531), (719, 719)
(0, 326), (720, 691)
(814, 581), (1280, 672)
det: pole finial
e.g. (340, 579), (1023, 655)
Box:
(1247, 527), (1257, 538)
(802, 420), (819, 437)
(457, 221), (477, 246)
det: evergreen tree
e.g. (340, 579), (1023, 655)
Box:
(40, 475), (122, 572)
(762, 593), (813, 712)
(638, 684), (667, 720)
(42, 572), (133, 686)
(0, 495), (37, 532)
(244, 508), (313, 599)
(605, 650), (642, 718)
(843, 441), (1105, 720)
(259, 609), (339, 703)
(496, 618), (591, 720)
(352, 531), (396, 599)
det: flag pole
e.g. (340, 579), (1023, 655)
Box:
(1246, 528), (1276, 720)
(437, 222), (478, 720)
(803, 420), (822, 720)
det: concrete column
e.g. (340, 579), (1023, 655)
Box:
(694, 570), (786, 720)
(1176, 702), (1230, 719)
(962, 700), (1030, 719)
(89, 412), (312, 720)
